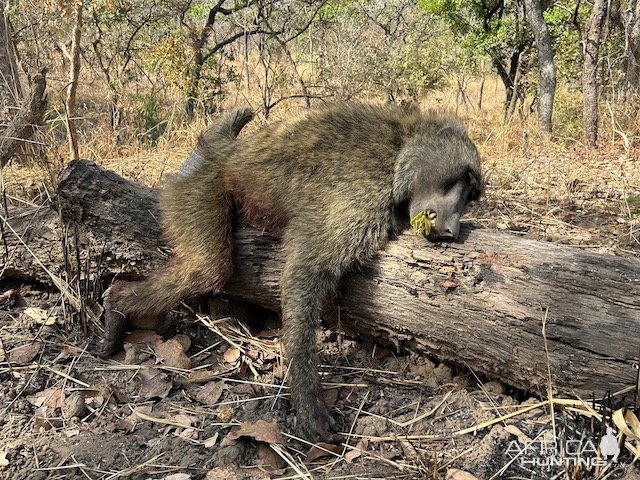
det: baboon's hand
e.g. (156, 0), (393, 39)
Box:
(297, 395), (343, 444)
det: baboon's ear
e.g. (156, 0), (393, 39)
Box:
(468, 170), (484, 200)
(468, 170), (478, 188)
(437, 122), (467, 137)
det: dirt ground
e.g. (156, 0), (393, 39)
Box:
(1, 280), (639, 480)
(1, 119), (640, 479)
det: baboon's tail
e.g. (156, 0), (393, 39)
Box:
(216, 107), (255, 140)
(179, 107), (254, 176)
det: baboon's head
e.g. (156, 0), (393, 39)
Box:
(394, 121), (483, 240)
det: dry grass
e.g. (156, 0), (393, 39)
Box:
(3, 77), (639, 260)
(1, 76), (639, 479)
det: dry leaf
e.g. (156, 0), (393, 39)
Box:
(306, 442), (342, 461)
(23, 307), (56, 326)
(154, 339), (192, 370)
(230, 383), (254, 395)
(83, 384), (125, 409)
(0, 450), (9, 467)
(203, 432), (219, 448)
(187, 370), (221, 384)
(176, 428), (198, 440)
(442, 279), (458, 290)
(124, 329), (164, 347)
(256, 329), (281, 338)
(223, 347), (241, 364)
(222, 420), (284, 446)
(137, 367), (172, 399)
(245, 347), (260, 361)
(34, 406), (63, 432)
(64, 429), (80, 438)
(52, 345), (76, 364)
(504, 424), (532, 444)
(613, 408), (640, 442)
(107, 383), (128, 403)
(344, 438), (368, 463)
(163, 473), (191, 480)
(120, 405), (153, 432)
(206, 466), (241, 480)
(27, 388), (65, 409)
(196, 381), (225, 406)
(173, 414), (197, 427)
(9, 341), (43, 364)
(256, 443), (286, 471)
(446, 469), (479, 480)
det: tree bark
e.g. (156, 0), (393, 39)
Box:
(477, 75), (485, 110)
(3, 160), (640, 400)
(505, 51), (524, 122)
(524, 0), (556, 132)
(0, 69), (47, 169)
(623, 0), (640, 96)
(0, 1), (22, 121)
(583, 0), (608, 148)
(65, 1), (83, 161)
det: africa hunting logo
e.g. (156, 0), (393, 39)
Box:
(505, 426), (621, 468)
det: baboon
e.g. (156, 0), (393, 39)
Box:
(100, 103), (483, 442)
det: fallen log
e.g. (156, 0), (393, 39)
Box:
(2, 160), (639, 398)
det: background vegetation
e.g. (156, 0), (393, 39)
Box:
(0, 3), (639, 478)
(1, 0), (639, 253)
(2, 0), (639, 151)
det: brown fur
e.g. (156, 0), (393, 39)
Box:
(100, 103), (483, 442)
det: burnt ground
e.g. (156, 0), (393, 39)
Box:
(0, 284), (639, 480)
(1, 137), (640, 479)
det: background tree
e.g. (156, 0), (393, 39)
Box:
(178, 1), (262, 120)
(524, 0), (556, 132)
(64, 0), (82, 161)
(421, 0), (533, 114)
(583, 0), (608, 148)
(5, 0), (640, 153)
(0, 0), (22, 123)
(614, 0), (640, 98)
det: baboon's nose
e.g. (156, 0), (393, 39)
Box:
(438, 227), (459, 240)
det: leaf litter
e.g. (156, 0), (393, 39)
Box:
(1, 100), (639, 479)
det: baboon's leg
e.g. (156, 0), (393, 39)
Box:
(280, 257), (340, 442)
(281, 218), (391, 442)
(101, 177), (234, 357)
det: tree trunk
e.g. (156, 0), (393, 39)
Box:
(0, 70), (47, 169)
(0, 1), (22, 122)
(623, 1), (640, 96)
(186, 50), (204, 120)
(65, 1), (82, 161)
(524, 0), (557, 132)
(583, 0), (608, 148)
(477, 75), (485, 110)
(494, 47), (525, 115)
(3, 160), (639, 400)
(505, 52), (524, 122)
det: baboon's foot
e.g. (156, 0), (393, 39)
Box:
(98, 283), (127, 358)
(296, 396), (343, 444)
(98, 281), (175, 358)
